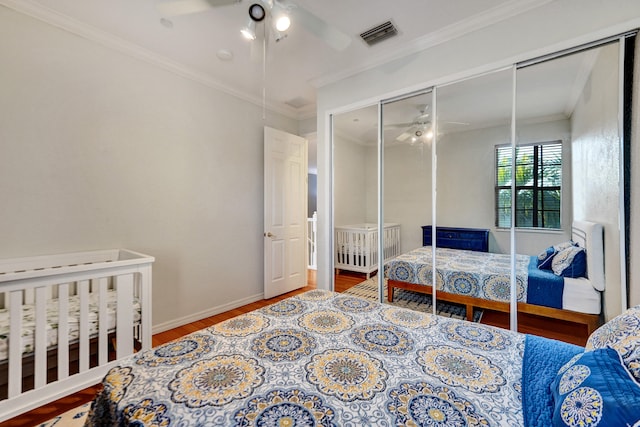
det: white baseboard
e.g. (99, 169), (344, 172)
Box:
(152, 292), (264, 334)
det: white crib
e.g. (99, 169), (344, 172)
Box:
(335, 223), (401, 278)
(0, 249), (154, 422)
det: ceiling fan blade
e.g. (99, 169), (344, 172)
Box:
(157, 0), (238, 17)
(396, 132), (411, 142)
(415, 113), (430, 122)
(384, 122), (414, 129)
(281, 1), (351, 50)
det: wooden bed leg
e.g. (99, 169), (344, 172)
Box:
(388, 286), (394, 302)
(466, 305), (474, 322)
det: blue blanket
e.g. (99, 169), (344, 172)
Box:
(522, 334), (583, 427)
(526, 256), (564, 308)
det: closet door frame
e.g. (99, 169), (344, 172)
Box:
(331, 30), (633, 325)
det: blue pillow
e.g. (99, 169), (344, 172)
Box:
(537, 246), (556, 269)
(550, 347), (640, 427)
(551, 246), (586, 278)
(586, 305), (640, 382)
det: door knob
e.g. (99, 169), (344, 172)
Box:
(264, 232), (275, 237)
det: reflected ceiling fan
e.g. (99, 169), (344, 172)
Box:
(157, 0), (352, 51)
(386, 105), (469, 144)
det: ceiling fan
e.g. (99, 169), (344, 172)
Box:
(385, 106), (434, 144)
(386, 105), (469, 144)
(156, 0), (352, 51)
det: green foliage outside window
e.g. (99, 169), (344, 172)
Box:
(495, 142), (562, 229)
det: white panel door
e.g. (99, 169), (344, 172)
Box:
(264, 127), (308, 299)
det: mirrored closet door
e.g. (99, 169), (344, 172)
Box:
(381, 91), (434, 309)
(332, 104), (380, 297)
(434, 68), (515, 326)
(513, 39), (625, 331)
(332, 33), (631, 342)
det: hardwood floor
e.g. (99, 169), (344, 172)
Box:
(2, 268), (587, 425)
(479, 309), (588, 346)
(333, 269), (370, 292)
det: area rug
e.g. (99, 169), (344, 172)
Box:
(343, 277), (483, 322)
(39, 402), (90, 427)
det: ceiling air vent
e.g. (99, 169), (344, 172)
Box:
(360, 20), (398, 46)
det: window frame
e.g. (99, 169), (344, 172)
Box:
(495, 140), (563, 230)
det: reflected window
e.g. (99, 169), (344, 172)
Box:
(495, 141), (562, 229)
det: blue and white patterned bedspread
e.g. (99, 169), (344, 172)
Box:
(386, 246), (531, 302)
(86, 290), (526, 426)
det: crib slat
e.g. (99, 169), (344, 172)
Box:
(115, 274), (134, 359)
(349, 233), (356, 265)
(78, 280), (90, 372)
(34, 286), (47, 389)
(57, 283), (69, 380)
(8, 291), (23, 398)
(97, 278), (108, 366)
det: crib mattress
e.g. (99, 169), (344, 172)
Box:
(0, 290), (141, 362)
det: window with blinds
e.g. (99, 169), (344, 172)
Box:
(495, 141), (562, 229)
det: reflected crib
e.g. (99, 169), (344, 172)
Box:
(335, 223), (401, 278)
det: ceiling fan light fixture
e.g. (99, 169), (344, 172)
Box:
(241, 19), (257, 40)
(273, 28), (287, 42)
(275, 14), (291, 32)
(248, 3), (266, 22)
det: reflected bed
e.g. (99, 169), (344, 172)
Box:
(386, 220), (603, 333)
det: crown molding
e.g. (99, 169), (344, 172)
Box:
(0, 0), (306, 120)
(310, 0), (554, 89)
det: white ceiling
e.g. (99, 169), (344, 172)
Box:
(3, 0), (554, 119)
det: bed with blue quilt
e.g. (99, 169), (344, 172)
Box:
(386, 221), (604, 334)
(85, 289), (640, 426)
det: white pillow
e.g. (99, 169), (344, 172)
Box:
(551, 245), (586, 278)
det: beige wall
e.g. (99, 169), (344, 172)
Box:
(333, 134), (368, 226)
(0, 7), (299, 330)
(571, 44), (623, 319)
(378, 144), (433, 253)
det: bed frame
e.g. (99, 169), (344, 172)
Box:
(0, 249), (154, 422)
(388, 221), (603, 334)
(335, 223), (401, 278)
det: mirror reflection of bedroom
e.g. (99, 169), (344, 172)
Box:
(333, 39), (628, 346)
